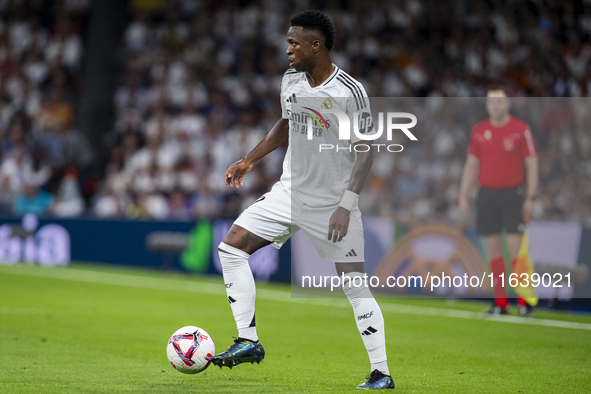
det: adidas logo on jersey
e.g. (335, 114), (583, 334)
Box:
(361, 326), (378, 336)
(286, 93), (297, 103)
(345, 249), (357, 257)
(228, 296), (237, 304)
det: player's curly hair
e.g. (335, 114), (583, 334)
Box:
(290, 10), (335, 51)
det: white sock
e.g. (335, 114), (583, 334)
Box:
(342, 272), (390, 376)
(218, 242), (258, 341)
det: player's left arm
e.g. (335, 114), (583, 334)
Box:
(327, 143), (373, 243)
(328, 85), (374, 243)
(523, 155), (538, 223)
(522, 127), (538, 223)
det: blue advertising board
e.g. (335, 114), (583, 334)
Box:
(0, 215), (291, 283)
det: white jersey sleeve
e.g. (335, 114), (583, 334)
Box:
(280, 68), (301, 120)
(343, 78), (372, 144)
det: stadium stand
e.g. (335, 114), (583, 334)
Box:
(1, 0), (590, 225)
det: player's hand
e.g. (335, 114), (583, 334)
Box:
(328, 206), (350, 243)
(522, 198), (534, 224)
(224, 158), (254, 189)
(458, 196), (471, 219)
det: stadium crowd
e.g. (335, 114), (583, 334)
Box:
(1, 0), (591, 226)
(0, 0), (91, 216)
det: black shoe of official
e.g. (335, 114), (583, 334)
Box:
(206, 338), (265, 369)
(357, 369), (395, 390)
(518, 304), (535, 317)
(487, 304), (509, 315)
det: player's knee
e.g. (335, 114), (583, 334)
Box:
(342, 271), (372, 299)
(336, 262), (365, 276)
(485, 235), (503, 259)
(218, 242), (250, 269)
(222, 225), (270, 254)
(222, 226), (245, 250)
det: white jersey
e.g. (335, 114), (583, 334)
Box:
(279, 65), (372, 207)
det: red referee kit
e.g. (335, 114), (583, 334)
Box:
(468, 116), (537, 189)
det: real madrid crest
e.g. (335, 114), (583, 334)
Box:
(484, 130), (491, 140)
(503, 137), (514, 151)
(322, 96), (333, 109)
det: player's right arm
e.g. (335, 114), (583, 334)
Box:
(224, 118), (289, 189)
(226, 70), (296, 189)
(458, 154), (479, 219)
(459, 125), (481, 218)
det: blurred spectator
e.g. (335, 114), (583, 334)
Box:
(13, 181), (53, 216)
(168, 188), (191, 220)
(1, 144), (49, 201)
(93, 186), (125, 218)
(52, 166), (84, 217)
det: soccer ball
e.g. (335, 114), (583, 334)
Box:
(167, 326), (215, 374)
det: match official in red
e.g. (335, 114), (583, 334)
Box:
(458, 87), (539, 316)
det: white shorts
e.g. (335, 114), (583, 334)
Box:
(234, 182), (365, 262)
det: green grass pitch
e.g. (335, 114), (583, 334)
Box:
(1, 263), (590, 393)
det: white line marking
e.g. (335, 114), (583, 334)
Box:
(2, 266), (591, 331)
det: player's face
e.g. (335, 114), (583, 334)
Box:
(286, 26), (316, 72)
(486, 90), (510, 119)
